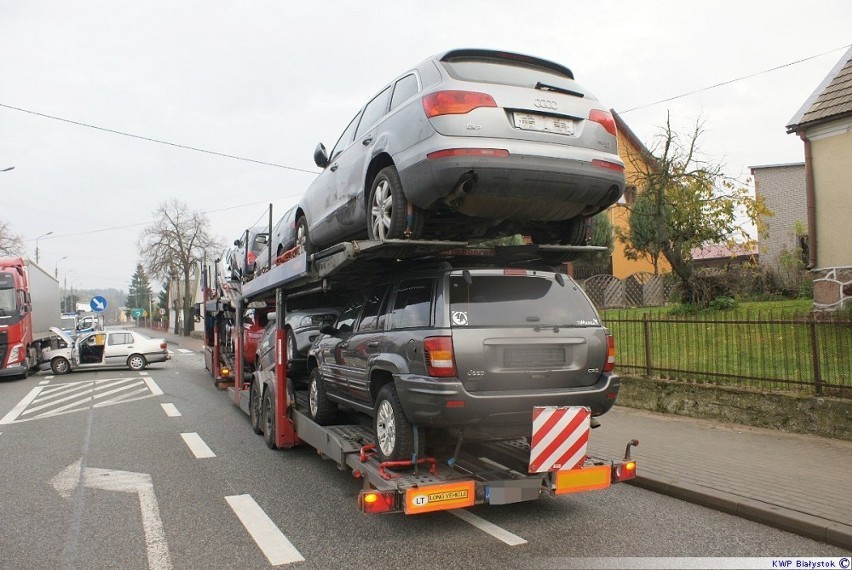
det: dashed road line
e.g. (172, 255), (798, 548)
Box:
(161, 403), (181, 417)
(226, 494), (305, 566)
(180, 432), (216, 458)
(176, 348), (194, 354)
(39, 380), (51, 385)
(449, 509), (527, 546)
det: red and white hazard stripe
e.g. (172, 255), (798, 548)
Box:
(529, 406), (591, 473)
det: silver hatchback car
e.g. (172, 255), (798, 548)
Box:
(296, 48), (624, 253)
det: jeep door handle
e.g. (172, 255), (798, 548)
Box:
(339, 342), (349, 349)
(330, 163), (339, 172)
(362, 136), (373, 146)
(367, 341), (379, 348)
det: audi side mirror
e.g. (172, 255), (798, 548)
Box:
(313, 143), (329, 168)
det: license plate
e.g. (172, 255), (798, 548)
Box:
(513, 112), (574, 135)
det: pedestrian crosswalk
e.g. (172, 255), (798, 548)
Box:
(0, 376), (163, 425)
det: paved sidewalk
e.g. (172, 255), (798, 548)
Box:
(143, 326), (852, 550)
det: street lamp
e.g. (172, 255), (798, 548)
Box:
(55, 256), (68, 278)
(35, 231), (54, 265)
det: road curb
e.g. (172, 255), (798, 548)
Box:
(629, 475), (852, 550)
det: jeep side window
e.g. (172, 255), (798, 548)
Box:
(335, 296), (366, 334)
(390, 278), (434, 330)
(357, 285), (390, 332)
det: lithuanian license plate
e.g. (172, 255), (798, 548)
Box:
(513, 112), (574, 135)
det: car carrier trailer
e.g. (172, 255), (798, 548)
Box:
(202, 239), (638, 515)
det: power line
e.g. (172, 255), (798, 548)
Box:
(0, 102), (319, 175)
(619, 43), (851, 114)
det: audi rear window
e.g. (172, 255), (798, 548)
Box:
(441, 56), (593, 98)
(449, 274), (599, 327)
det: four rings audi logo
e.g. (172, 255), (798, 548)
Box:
(534, 99), (558, 110)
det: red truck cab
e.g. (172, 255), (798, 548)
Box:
(0, 258), (33, 379)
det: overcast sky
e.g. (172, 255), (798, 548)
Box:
(1, 1), (850, 292)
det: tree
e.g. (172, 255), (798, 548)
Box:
(126, 264), (153, 319)
(617, 191), (663, 274)
(138, 199), (220, 336)
(618, 114), (768, 305)
(0, 219), (24, 256)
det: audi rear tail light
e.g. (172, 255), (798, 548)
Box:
(424, 336), (457, 377)
(427, 148), (508, 160)
(588, 109), (617, 136)
(591, 159), (624, 172)
(422, 91), (497, 118)
(603, 334), (616, 373)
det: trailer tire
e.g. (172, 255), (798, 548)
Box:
(262, 388), (276, 449)
(308, 368), (337, 425)
(51, 357), (71, 375)
(250, 381), (263, 435)
(374, 384), (415, 462)
(368, 166), (423, 241)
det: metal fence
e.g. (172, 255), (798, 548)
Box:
(601, 310), (852, 398)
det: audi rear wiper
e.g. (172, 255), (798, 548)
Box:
(535, 81), (584, 98)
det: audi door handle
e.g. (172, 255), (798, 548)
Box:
(330, 163), (339, 172)
(362, 137), (373, 146)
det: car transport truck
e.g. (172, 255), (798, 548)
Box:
(202, 239), (638, 514)
(0, 257), (62, 379)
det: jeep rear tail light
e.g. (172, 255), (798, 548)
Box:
(588, 109), (617, 136)
(424, 336), (457, 377)
(423, 91), (497, 118)
(603, 334), (616, 373)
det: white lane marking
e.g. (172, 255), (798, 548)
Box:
(39, 380), (50, 385)
(225, 494), (305, 566)
(143, 377), (163, 395)
(180, 432), (216, 458)
(52, 460), (172, 569)
(140, 371), (150, 377)
(24, 381), (142, 416)
(449, 509), (527, 546)
(0, 386), (44, 425)
(161, 403), (181, 417)
(27, 378), (133, 409)
(177, 348), (193, 354)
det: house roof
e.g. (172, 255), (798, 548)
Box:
(787, 46), (852, 132)
(612, 109), (657, 169)
(691, 243), (758, 261)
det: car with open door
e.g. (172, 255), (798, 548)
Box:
(40, 328), (170, 375)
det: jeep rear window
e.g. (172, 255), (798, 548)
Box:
(449, 275), (599, 327)
(441, 56), (592, 97)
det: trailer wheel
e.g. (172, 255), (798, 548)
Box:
(127, 354), (147, 371)
(250, 381), (263, 435)
(368, 166), (423, 241)
(374, 384), (415, 462)
(295, 215), (314, 254)
(51, 357), (71, 375)
(262, 388), (276, 449)
(308, 368), (337, 425)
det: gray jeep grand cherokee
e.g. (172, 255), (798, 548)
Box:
(306, 265), (618, 462)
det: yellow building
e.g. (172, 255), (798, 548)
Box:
(607, 111), (671, 279)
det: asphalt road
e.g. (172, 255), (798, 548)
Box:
(0, 351), (846, 569)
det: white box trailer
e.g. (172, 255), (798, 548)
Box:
(24, 259), (62, 341)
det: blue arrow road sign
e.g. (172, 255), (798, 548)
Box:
(90, 296), (108, 313)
